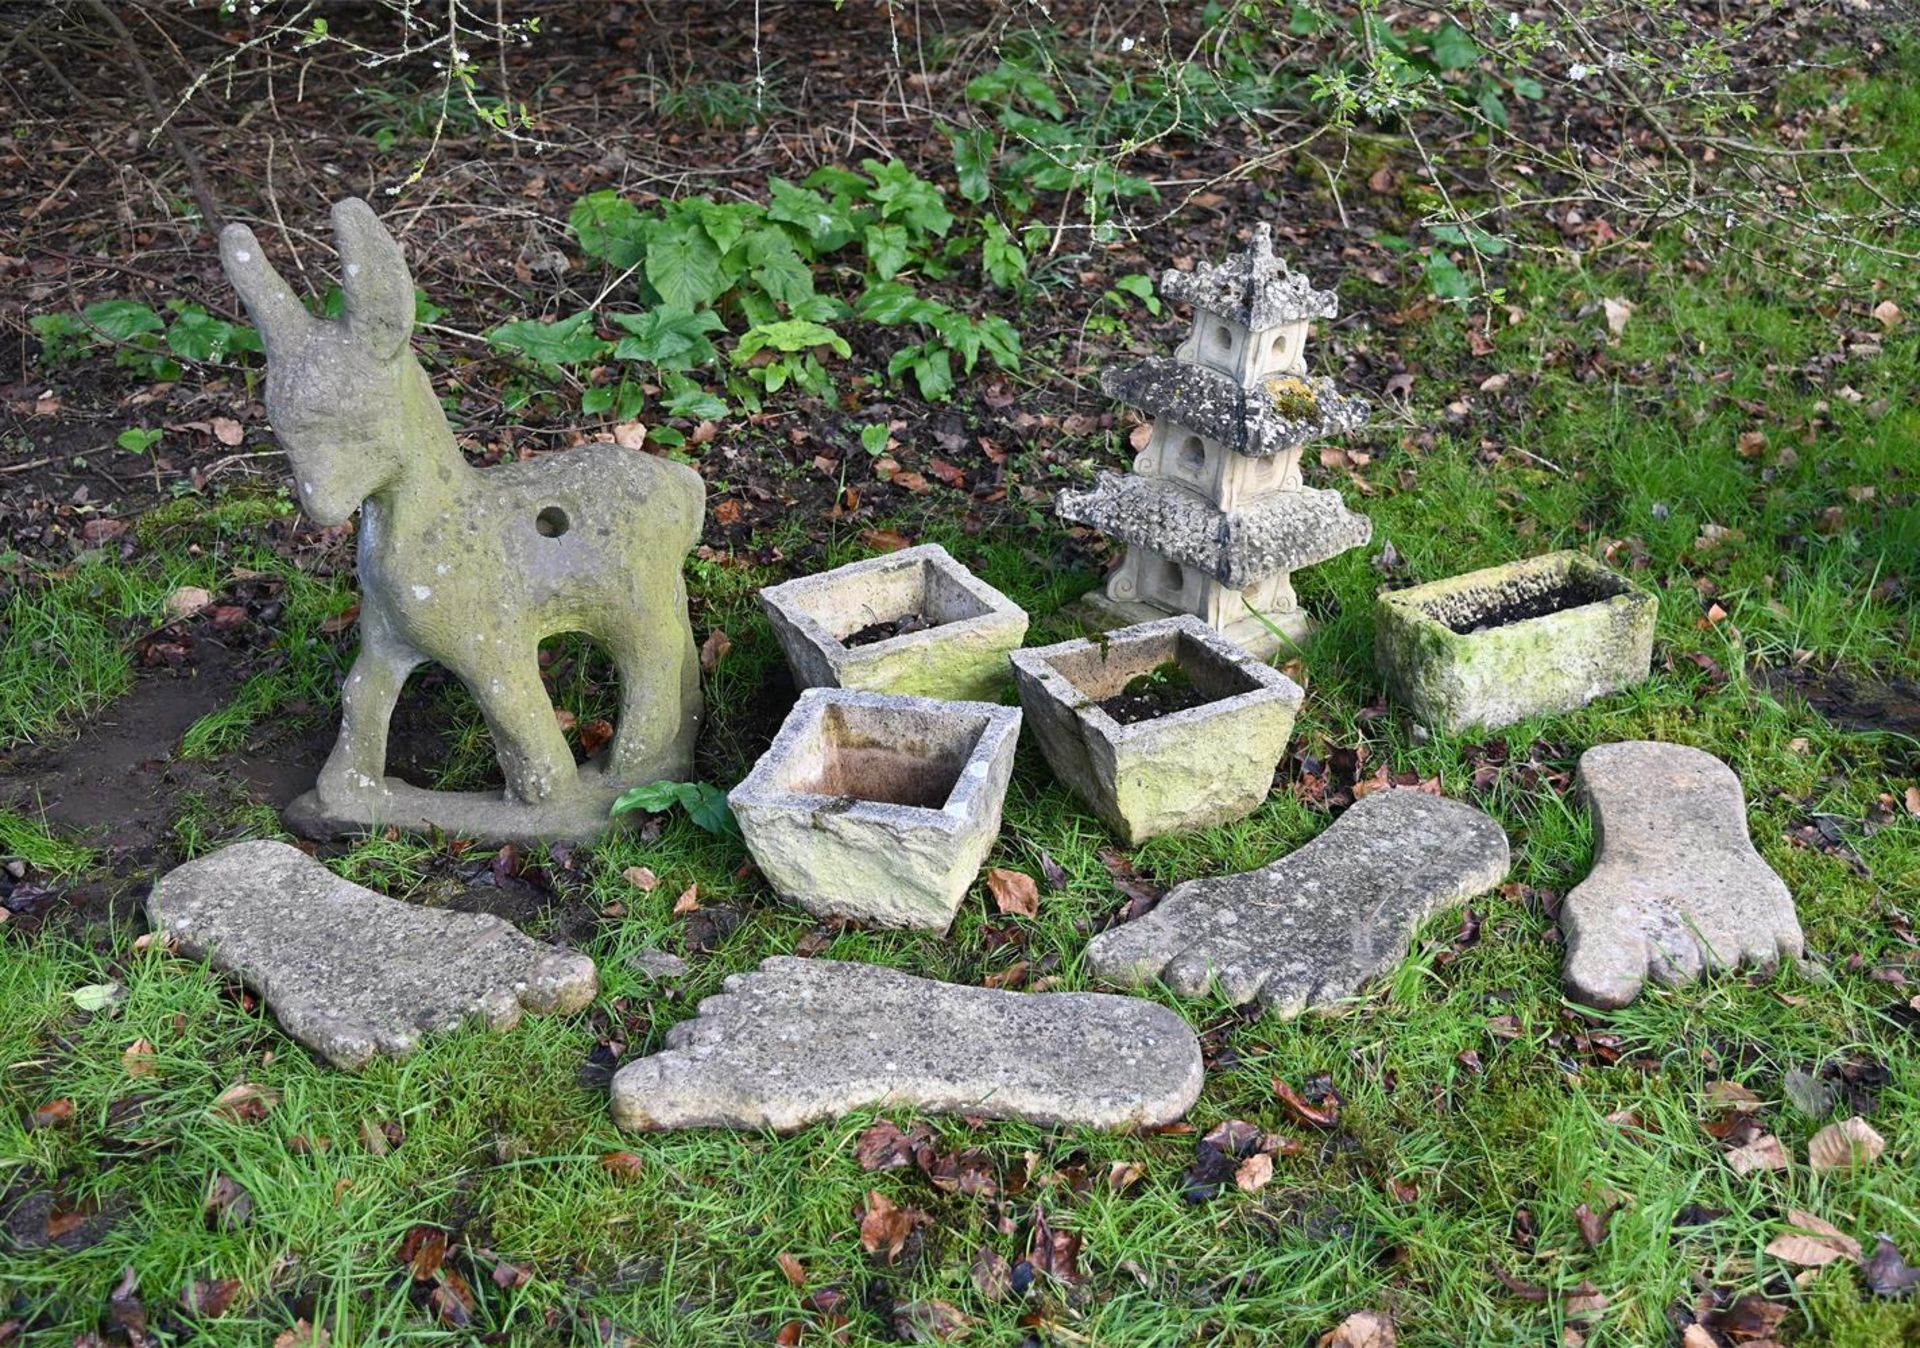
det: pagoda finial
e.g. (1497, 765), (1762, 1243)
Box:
(1160, 222), (1338, 333)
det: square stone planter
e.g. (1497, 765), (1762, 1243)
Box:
(729, 688), (1022, 932)
(1374, 551), (1656, 732)
(758, 544), (1029, 701)
(1009, 616), (1304, 844)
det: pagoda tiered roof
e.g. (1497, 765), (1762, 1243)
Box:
(1057, 473), (1372, 587)
(1099, 357), (1368, 459)
(1158, 223), (1339, 330)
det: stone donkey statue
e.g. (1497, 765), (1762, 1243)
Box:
(221, 199), (703, 842)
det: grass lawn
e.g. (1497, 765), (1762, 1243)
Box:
(4, 16), (1919, 1348)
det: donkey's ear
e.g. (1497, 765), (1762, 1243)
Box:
(331, 198), (415, 360)
(219, 223), (315, 357)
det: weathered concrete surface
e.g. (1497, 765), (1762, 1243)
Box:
(1086, 789), (1510, 1012)
(223, 198), (701, 845)
(729, 689), (1021, 931)
(1562, 741), (1804, 1009)
(1375, 552), (1655, 733)
(1100, 358), (1367, 459)
(610, 957), (1203, 1131)
(758, 544), (1028, 701)
(146, 840), (597, 1068)
(1057, 473), (1371, 588)
(1010, 616), (1302, 843)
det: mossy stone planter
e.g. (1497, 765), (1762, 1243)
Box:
(1009, 616), (1303, 844)
(1374, 552), (1656, 732)
(758, 544), (1028, 701)
(728, 689), (1022, 933)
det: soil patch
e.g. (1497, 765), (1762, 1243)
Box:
(1436, 575), (1622, 635)
(1097, 662), (1219, 725)
(1753, 663), (1920, 739)
(844, 612), (937, 647)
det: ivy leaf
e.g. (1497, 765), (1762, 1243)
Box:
(660, 373), (730, 420)
(767, 178), (857, 251)
(488, 311), (612, 369)
(680, 783), (739, 837)
(861, 158), (954, 237)
(980, 220), (1027, 290)
(609, 306), (726, 370)
(1429, 21), (1481, 71)
(735, 319), (850, 361)
(944, 124), (995, 203)
(644, 221), (729, 310)
(744, 229), (814, 305)
(1424, 251), (1471, 301)
(857, 281), (939, 325)
(166, 307), (254, 363)
(610, 779), (739, 837)
(864, 223), (911, 281)
(569, 191), (649, 268)
(85, 299), (164, 343)
(690, 199), (755, 256)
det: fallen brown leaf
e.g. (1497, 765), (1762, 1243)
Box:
(854, 1119), (917, 1171)
(600, 1151), (645, 1180)
(122, 1039), (156, 1078)
(858, 1190), (922, 1263)
(1235, 1152), (1274, 1194)
(397, 1224), (447, 1281)
(1273, 1076), (1340, 1128)
(1808, 1116), (1884, 1172)
(179, 1277), (242, 1318)
(27, 1098), (73, 1130)
(1318, 1309), (1396, 1347)
(621, 866), (659, 891)
(986, 868), (1039, 918)
(272, 1319), (329, 1348)
(972, 1245), (1012, 1301)
(1726, 1134), (1791, 1175)
(210, 1083), (279, 1122)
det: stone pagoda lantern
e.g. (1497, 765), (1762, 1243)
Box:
(1059, 224), (1371, 655)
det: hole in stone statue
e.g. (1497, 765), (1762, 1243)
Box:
(1176, 435), (1207, 475)
(1421, 566), (1629, 635)
(785, 701), (979, 809)
(1158, 558), (1186, 598)
(1049, 629), (1257, 726)
(536, 505), (571, 537)
(1209, 323), (1234, 354)
(387, 633), (624, 789)
(831, 557), (991, 648)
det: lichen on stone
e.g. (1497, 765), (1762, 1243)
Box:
(1264, 375), (1321, 420)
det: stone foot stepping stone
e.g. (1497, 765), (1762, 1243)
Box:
(1562, 741), (1804, 1009)
(147, 841), (597, 1068)
(609, 957), (1203, 1131)
(1085, 789), (1510, 1013)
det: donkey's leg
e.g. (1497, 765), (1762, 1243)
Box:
(461, 648), (579, 805)
(606, 609), (702, 783)
(316, 613), (420, 802)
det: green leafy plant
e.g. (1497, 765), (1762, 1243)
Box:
(32, 299), (262, 380)
(116, 427), (163, 454)
(610, 779), (739, 837)
(857, 282), (1020, 401)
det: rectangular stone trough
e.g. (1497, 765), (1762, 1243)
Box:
(728, 688), (1022, 932)
(758, 543), (1029, 701)
(1009, 616), (1303, 844)
(1374, 551), (1656, 732)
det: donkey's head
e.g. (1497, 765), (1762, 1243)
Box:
(220, 199), (437, 526)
